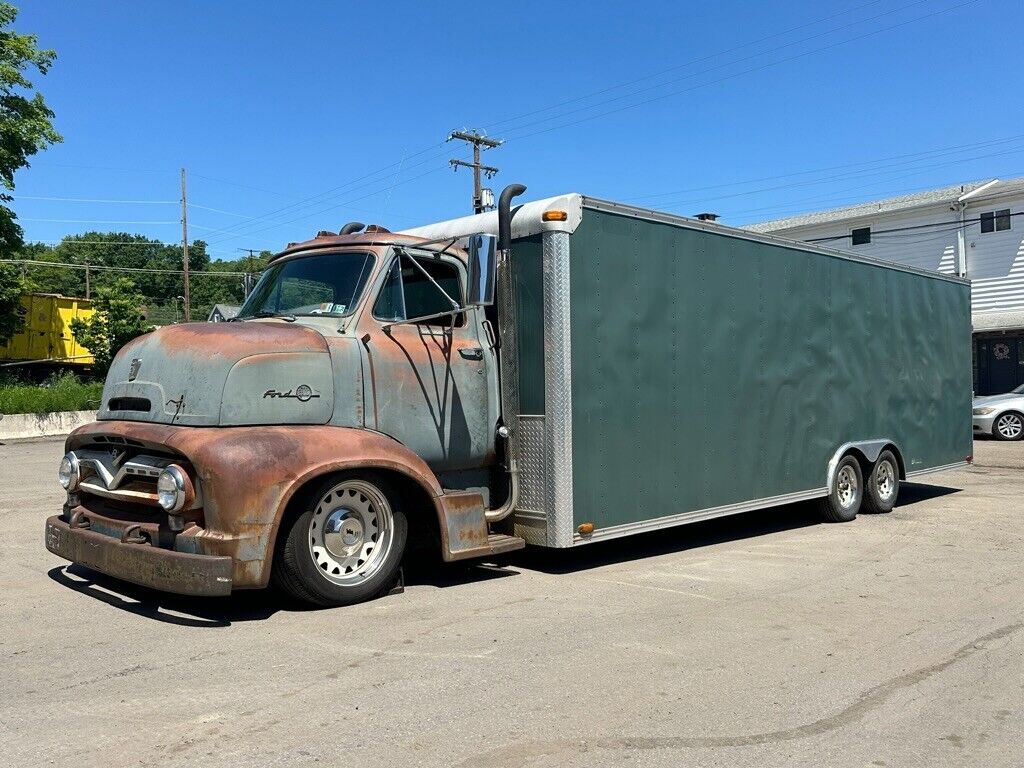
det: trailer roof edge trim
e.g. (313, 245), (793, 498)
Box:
(401, 193), (968, 286)
(581, 196), (970, 286)
(400, 194), (584, 242)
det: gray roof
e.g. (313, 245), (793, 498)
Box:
(747, 177), (1024, 233)
(208, 304), (240, 320)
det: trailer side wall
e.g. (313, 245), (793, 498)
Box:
(566, 208), (973, 534)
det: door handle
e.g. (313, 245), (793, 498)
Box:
(459, 347), (484, 360)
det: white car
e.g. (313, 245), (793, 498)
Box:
(973, 384), (1024, 441)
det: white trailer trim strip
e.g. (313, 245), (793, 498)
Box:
(574, 487), (829, 545)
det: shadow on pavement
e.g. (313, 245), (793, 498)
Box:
(895, 481), (961, 507)
(47, 564), (286, 627)
(47, 558), (520, 625)
(46, 481), (961, 621)
(502, 482), (962, 576)
(504, 499), (824, 576)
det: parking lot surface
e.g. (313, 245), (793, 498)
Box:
(1, 438), (1022, 767)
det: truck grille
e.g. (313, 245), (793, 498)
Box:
(73, 445), (200, 509)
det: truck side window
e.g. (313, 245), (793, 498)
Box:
(373, 256), (464, 327)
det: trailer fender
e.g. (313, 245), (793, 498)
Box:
(826, 439), (905, 491)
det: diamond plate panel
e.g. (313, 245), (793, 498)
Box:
(542, 230), (575, 547)
(516, 415), (546, 514)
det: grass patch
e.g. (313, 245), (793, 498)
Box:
(0, 372), (104, 415)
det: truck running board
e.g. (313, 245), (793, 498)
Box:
(483, 533), (526, 557)
(438, 490), (526, 561)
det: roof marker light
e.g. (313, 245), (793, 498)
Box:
(542, 210), (568, 222)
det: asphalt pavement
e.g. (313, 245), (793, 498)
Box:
(1, 437), (1021, 767)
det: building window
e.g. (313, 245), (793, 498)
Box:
(851, 226), (871, 246)
(980, 209), (1011, 234)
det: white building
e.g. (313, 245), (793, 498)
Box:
(747, 178), (1024, 395)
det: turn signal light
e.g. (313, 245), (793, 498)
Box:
(542, 210), (568, 222)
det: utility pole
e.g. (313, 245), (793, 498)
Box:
(180, 167), (191, 322)
(84, 263), (90, 299)
(237, 248), (260, 298)
(448, 130), (501, 214)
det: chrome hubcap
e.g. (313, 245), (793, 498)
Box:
(308, 480), (393, 586)
(837, 465), (859, 509)
(875, 459), (896, 501)
(996, 414), (1022, 439)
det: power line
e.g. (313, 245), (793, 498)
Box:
(480, 0), (892, 133)
(20, 218), (180, 225)
(493, 0), (932, 139)
(729, 168), (1024, 222)
(644, 143), (1024, 211)
(621, 134), (1024, 203)
(803, 211), (1022, 242)
(13, 195), (177, 204)
(500, 0), (979, 144)
(197, 142), (453, 244)
(1, 259), (249, 277)
(207, 159), (464, 245)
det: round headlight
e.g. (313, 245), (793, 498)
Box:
(157, 466), (187, 512)
(58, 452), (80, 491)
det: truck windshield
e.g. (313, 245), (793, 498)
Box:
(238, 251), (375, 319)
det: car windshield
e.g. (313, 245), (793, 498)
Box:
(238, 251), (375, 319)
(1013, 382), (1024, 394)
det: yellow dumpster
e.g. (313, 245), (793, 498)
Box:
(0, 293), (95, 365)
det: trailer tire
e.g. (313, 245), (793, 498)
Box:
(862, 450), (899, 514)
(272, 471), (407, 607)
(992, 411), (1024, 441)
(819, 454), (863, 523)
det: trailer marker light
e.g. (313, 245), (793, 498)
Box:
(577, 522), (595, 536)
(542, 210), (568, 222)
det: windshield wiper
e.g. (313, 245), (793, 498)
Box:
(233, 310), (296, 322)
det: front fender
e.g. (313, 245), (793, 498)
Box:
(67, 421), (447, 588)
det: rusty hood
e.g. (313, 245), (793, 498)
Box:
(98, 322), (338, 426)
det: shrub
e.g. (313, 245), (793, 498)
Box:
(0, 371), (103, 414)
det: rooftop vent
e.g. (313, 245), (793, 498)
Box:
(695, 212), (719, 222)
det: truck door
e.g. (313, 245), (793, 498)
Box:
(363, 252), (495, 471)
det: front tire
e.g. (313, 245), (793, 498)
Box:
(273, 472), (407, 607)
(862, 450), (899, 514)
(819, 454), (863, 523)
(993, 412), (1024, 441)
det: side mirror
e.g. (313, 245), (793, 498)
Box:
(466, 234), (497, 306)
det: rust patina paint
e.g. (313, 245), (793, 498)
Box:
(151, 321), (329, 356)
(67, 421), (449, 588)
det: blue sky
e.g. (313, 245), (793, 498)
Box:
(12, 0), (1024, 259)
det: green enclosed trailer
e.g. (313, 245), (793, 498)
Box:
(407, 193), (973, 547)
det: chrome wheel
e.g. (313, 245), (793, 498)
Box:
(995, 413), (1023, 440)
(875, 458), (896, 502)
(836, 464), (859, 510)
(308, 479), (394, 587)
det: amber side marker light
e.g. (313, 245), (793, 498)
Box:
(577, 522), (595, 536)
(542, 210), (568, 222)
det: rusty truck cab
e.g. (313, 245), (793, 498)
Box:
(47, 187), (534, 606)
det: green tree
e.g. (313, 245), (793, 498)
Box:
(70, 277), (151, 375)
(0, 261), (25, 343)
(0, 2), (62, 255)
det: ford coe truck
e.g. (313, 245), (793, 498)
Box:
(45, 186), (974, 606)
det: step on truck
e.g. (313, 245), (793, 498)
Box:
(45, 186), (974, 606)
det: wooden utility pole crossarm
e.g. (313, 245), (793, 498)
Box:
(448, 130), (502, 214)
